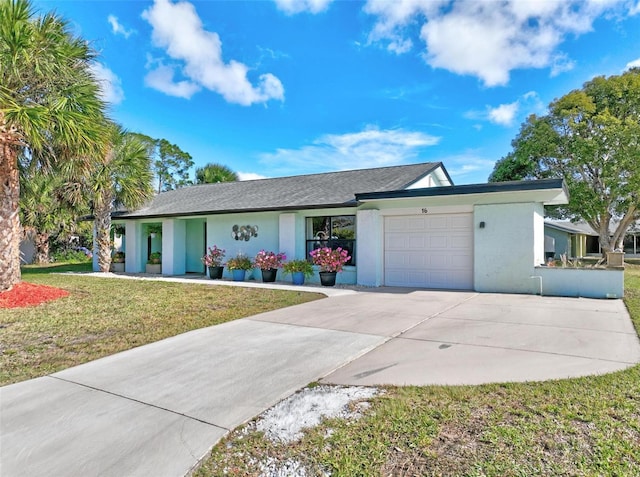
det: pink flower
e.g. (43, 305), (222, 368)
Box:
(201, 245), (226, 267)
(254, 250), (287, 270)
(309, 247), (351, 273)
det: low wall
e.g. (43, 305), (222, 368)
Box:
(532, 267), (624, 299)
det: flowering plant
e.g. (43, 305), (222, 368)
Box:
(310, 247), (351, 273)
(254, 250), (287, 270)
(201, 245), (226, 267)
(283, 259), (314, 277)
(226, 253), (254, 271)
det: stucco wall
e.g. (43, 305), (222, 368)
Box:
(356, 209), (383, 286)
(474, 202), (543, 294)
(162, 219), (186, 276)
(125, 221), (143, 273)
(185, 219), (205, 273)
(544, 227), (571, 258)
(534, 267), (624, 298)
(205, 212), (280, 280)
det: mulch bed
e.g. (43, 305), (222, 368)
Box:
(0, 282), (69, 308)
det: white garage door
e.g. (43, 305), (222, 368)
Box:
(384, 214), (474, 289)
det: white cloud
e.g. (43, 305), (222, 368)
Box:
(465, 91), (544, 127)
(143, 64), (200, 99)
(90, 63), (124, 105)
(274, 0), (333, 14)
(107, 15), (134, 38)
(238, 171), (269, 181)
(141, 0), (284, 105)
(438, 152), (497, 184)
(626, 58), (640, 70)
(260, 126), (440, 173)
(487, 102), (519, 127)
(364, 0), (626, 86)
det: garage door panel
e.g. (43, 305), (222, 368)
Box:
(384, 214), (473, 290)
(450, 234), (472, 248)
(426, 216), (448, 229)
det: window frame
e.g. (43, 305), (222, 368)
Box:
(305, 215), (356, 266)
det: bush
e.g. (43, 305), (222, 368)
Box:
(52, 250), (91, 263)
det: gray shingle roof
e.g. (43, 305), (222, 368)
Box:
(117, 162), (443, 219)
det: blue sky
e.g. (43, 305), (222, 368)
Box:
(38, 0), (640, 184)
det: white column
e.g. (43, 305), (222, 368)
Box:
(125, 221), (143, 273)
(162, 219), (186, 276)
(356, 209), (382, 287)
(279, 213), (297, 259)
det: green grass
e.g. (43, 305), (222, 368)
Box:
(0, 264), (323, 385)
(198, 265), (640, 477)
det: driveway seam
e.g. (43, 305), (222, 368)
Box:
(393, 293), (480, 339)
(48, 375), (230, 431)
(393, 335), (640, 364)
(244, 317), (385, 338)
(424, 315), (638, 335)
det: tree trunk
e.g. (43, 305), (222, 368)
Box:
(33, 232), (50, 264)
(0, 139), (22, 291)
(93, 192), (112, 273)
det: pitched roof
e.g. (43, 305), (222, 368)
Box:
(545, 219), (640, 236)
(117, 162), (444, 219)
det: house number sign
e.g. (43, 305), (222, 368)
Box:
(421, 208), (429, 214)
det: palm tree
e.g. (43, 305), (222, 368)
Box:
(90, 124), (154, 272)
(19, 166), (79, 264)
(0, 0), (105, 290)
(195, 163), (239, 184)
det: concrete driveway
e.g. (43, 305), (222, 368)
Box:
(2, 283), (639, 477)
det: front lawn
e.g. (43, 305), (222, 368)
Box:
(0, 265), (323, 385)
(199, 265), (640, 476)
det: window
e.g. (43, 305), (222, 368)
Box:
(306, 215), (356, 266)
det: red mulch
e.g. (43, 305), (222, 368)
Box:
(0, 282), (70, 308)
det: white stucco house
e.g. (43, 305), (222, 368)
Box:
(110, 162), (623, 298)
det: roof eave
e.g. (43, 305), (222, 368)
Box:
(112, 201), (358, 220)
(356, 179), (568, 205)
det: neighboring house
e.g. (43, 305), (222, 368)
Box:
(545, 219), (640, 258)
(112, 162), (577, 295)
(19, 229), (36, 265)
(543, 221), (599, 259)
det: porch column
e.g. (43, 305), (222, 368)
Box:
(125, 221), (143, 273)
(279, 213), (296, 259)
(356, 209), (382, 287)
(162, 219), (186, 276)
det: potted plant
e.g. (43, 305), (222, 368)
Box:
(148, 224), (162, 239)
(283, 259), (314, 285)
(111, 251), (125, 273)
(146, 251), (162, 274)
(310, 247), (351, 286)
(202, 245), (226, 279)
(225, 253), (253, 281)
(254, 250), (286, 283)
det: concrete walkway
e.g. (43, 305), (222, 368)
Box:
(2, 276), (639, 476)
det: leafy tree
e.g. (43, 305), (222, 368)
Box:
(0, 0), (105, 290)
(489, 69), (640, 253)
(132, 134), (193, 193)
(195, 163), (239, 183)
(90, 125), (154, 272)
(19, 165), (84, 264)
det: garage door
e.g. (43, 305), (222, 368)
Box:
(384, 214), (473, 289)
